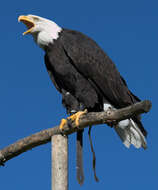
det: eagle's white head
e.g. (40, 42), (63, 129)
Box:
(18, 14), (62, 49)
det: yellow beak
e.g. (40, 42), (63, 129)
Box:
(18, 15), (35, 35)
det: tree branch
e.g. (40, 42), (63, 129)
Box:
(0, 100), (151, 166)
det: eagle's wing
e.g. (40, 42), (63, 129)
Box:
(45, 42), (100, 109)
(60, 29), (140, 108)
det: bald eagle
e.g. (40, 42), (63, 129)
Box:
(18, 15), (147, 184)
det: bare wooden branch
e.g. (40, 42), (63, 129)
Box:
(0, 100), (151, 166)
(52, 135), (68, 190)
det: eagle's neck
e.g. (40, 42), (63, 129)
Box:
(33, 22), (62, 49)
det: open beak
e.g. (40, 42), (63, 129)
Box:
(18, 15), (35, 35)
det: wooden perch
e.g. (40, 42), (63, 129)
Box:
(0, 100), (151, 166)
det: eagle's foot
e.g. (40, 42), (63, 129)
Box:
(68, 109), (87, 128)
(59, 109), (87, 132)
(59, 118), (67, 132)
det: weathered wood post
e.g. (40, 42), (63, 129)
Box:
(52, 134), (68, 190)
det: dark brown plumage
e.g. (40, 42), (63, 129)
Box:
(45, 29), (146, 136)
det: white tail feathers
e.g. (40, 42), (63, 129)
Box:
(103, 103), (147, 149)
(114, 119), (147, 149)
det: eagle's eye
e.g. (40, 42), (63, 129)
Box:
(33, 17), (40, 22)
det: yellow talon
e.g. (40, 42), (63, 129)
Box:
(59, 109), (87, 131)
(59, 118), (67, 131)
(68, 109), (87, 127)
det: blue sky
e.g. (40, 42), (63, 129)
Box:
(0, 0), (157, 189)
